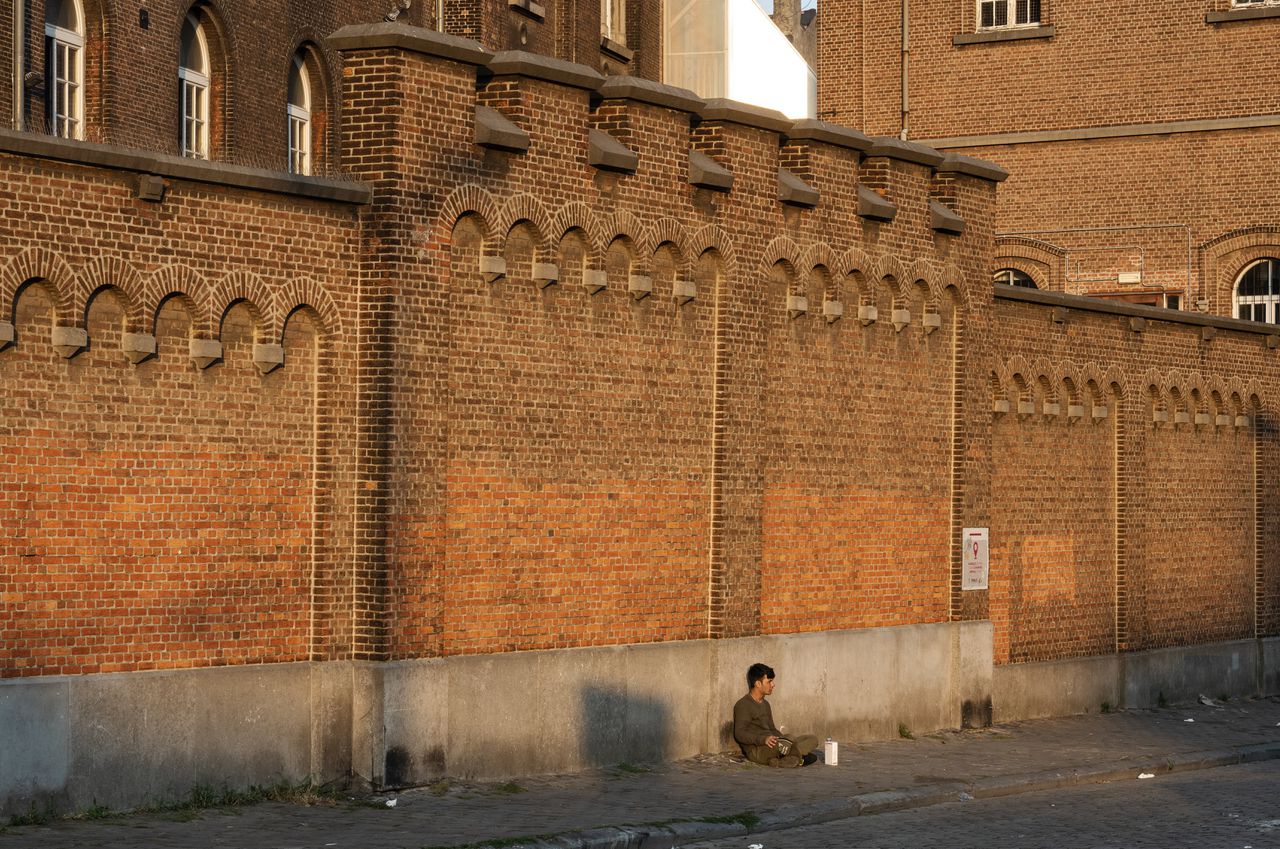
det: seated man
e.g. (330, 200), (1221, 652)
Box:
(732, 662), (819, 768)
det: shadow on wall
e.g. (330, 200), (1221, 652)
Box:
(580, 686), (671, 767)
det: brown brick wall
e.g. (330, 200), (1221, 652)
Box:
(991, 294), (1280, 662)
(328, 40), (997, 658)
(819, 0), (1280, 139)
(0, 154), (360, 677)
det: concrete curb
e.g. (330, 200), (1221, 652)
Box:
(490, 742), (1280, 849)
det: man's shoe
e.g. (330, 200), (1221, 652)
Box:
(771, 754), (803, 768)
(801, 752), (819, 766)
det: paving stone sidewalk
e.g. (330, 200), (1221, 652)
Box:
(6, 697), (1280, 849)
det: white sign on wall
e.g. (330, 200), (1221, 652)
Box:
(962, 527), (989, 591)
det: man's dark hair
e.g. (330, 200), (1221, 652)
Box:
(746, 663), (775, 690)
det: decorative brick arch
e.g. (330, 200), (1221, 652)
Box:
(213, 270), (279, 341)
(994, 236), (1065, 290)
(687, 224), (737, 281)
(74, 256), (147, 330)
(646, 218), (692, 274)
(601, 209), (648, 263)
(439, 184), (500, 244)
(548, 201), (601, 253)
(2, 247), (77, 324)
(144, 264), (215, 337)
(1200, 225), (1280, 318)
(758, 235), (802, 275)
(496, 193), (552, 259)
(275, 276), (342, 340)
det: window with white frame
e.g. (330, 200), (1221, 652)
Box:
(1233, 0), (1280, 7)
(994, 268), (1037, 288)
(45, 0), (85, 140)
(179, 13), (210, 159)
(978, 0), (1041, 29)
(287, 55), (312, 175)
(1234, 258), (1280, 323)
(601, 0), (625, 42)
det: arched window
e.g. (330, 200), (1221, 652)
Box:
(45, 0), (85, 139)
(993, 268), (1037, 288)
(287, 54), (312, 175)
(1234, 258), (1280, 323)
(179, 13), (210, 159)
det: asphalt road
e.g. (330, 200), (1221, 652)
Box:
(684, 759), (1280, 849)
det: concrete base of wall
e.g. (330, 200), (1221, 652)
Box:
(0, 620), (992, 813)
(375, 620), (994, 785)
(11, 627), (1272, 815)
(0, 662), (353, 817)
(993, 637), (1280, 722)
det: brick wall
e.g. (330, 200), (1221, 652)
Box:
(328, 31), (999, 658)
(991, 291), (1280, 662)
(0, 155), (360, 676)
(816, 2), (1280, 320)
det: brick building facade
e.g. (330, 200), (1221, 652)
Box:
(817, 0), (1280, 314)
(2, 0), (1279, 813)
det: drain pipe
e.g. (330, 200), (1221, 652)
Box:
(12, 0), (23, 131)
(899, 0), (909, 140)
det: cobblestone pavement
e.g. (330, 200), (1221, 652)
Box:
(4, 698), (1280, 849)
(684, 757), (1280, 849)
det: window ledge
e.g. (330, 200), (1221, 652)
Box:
(953, 25), (1055, 45)
(508, 0), (545, 22)
(1207, 6), (1280, 23)
(600, 35), (633, 62)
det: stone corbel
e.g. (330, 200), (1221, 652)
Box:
(673, 279), (696, 306)
(992, 399), (1011, 415)
(122, 333), (157, 365)
(190, 338), (223, 370)
(1153, 409), (1169, 425)
(0, 321), (14, 352)
(922, 313), (941, 334)
(1215, 413), (1232, 427)
(858, 304), (878, 326)
(1067, 404), (1084, 423)
(1043, 401), (1061, 418)
(891, 308), (910, 332)
(583, 269), (608, 295)
(1017, 400), (1035, 418)
(480, 255), (507, 285)
(1174, 410), (1191, 425)
(52, 326), (87, 359)
(253, 343), (285, 375)
(823, 300), (843, 324)
(787, 295), (808, 319)
(628, 274), (652, 301)
(1194, 412), (1212, 426)
(1236, 415), (1251, 429)
(1092, 405), (1109, 422)
(533, 263), (559, 289)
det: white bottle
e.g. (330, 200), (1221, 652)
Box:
(824, 736), (838, 766)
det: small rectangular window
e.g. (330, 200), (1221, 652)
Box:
(978, 0), (1039, 29)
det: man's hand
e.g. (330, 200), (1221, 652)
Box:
(765, 735), (779, 748)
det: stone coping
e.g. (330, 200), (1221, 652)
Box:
(867, 136), (946, 167)
(996, 284), (1279, 337)
(921, 114), (1280, 149)
(327, 22), (494, 67)
(486, 50), (606, 91)
(937, 153), (1009, 182)
(698, 98), (794, 134)
(597, 75), (704, 114)
(0, 128), (371, 205)
(787, 119), (873, 153)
